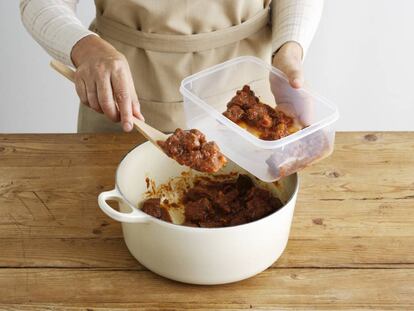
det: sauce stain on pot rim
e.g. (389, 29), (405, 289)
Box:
(111, 143), (299, 232)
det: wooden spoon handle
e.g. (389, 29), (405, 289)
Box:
(49, 59), (169, 143)
(50, 60), (75, 82)
(132, 118), (168, 144)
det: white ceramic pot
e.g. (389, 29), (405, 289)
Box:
(98, 142), (299, 285)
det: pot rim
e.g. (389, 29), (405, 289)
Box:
(113, 141), (299, 231)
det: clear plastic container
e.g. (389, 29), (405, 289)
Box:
(180, 56), (339, 182)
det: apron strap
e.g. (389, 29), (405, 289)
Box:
(95, 7), (270, 53)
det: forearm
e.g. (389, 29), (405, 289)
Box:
(271, 0), (324, 59)
(19, 0), (97, 66)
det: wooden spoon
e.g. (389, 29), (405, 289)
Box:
(50, 60), (168, 146)
(50, 60), (227, 174)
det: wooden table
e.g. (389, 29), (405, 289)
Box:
(0, 132), (413, 310)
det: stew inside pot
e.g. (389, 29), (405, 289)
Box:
(141, 174), (283, 228)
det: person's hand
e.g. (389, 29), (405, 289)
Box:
(271, 42), (313, 125)
(71, 35), (144, 132)
(272, 41), (303, 89)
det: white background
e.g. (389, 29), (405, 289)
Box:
(1, 0), (413, 133)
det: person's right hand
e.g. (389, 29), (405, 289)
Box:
(270, 42), (313, 126)
(71, 35), (144, 132)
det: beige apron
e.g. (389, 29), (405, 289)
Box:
(78, 0), (272, 133)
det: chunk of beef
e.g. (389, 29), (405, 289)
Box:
(158, 128), (227, 173)
(141, 198), (172, 223)
(223, 85), (302, 141)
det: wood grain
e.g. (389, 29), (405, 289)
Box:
(0, 268), (412, 306)
(1, 304), (413, 311)
(0, 132), (413, 309)
(0, 236), (412, 269)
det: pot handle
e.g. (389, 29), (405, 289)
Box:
(98, 188), (151, 223)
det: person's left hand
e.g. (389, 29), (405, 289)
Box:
(272, 41), (303, 89)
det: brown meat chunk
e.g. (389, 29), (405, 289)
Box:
(223, 85), (301, 140)
(245, 187), (282, 220)
(223, 105), (244, 123)
(184, 197), (213, 223)
(227, 85), (260, 110)
(158, 128), (227, 173)
(141, 198), (172, 223)
(235, 173), (254, 195)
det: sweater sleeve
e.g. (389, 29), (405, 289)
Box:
(20, 0), (98, 67)
(271, 0), (324, 59)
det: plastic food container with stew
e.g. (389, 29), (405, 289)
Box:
(180, 56), (339, 182)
